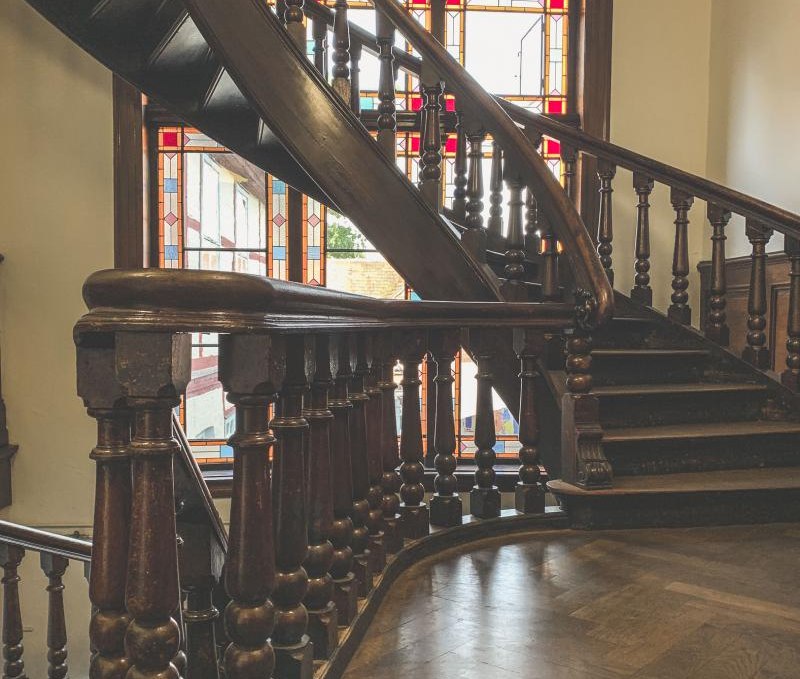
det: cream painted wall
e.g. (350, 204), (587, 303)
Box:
(0, 2), (113, 674)
(706, 0), (800, 257)
(610, 0), (713, 317)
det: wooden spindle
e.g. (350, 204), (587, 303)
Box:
(365, 335), (387, 573)
(218, 334), (280, 679)
(540, 215), (560, 301)
(419, 79), (444, 210)
(116, 331), (190, 679)
(502, 173), (527, 302)
(1, 544), (25, 679)
(514, 330), (546, 513)
(524, 188), (539, 260)
(561, 143), (578, 203)
(783, 237), (800, 391)
(668, 189), (695, 324)
(596, 160), (616, 286)
(331, 0), (351, 102)
(312, 18), (328, 79)
(452, 112), (468, 221)
(76, 342), (132, 679)
(376, 334), (403, 553)
(270, 337), (313, 679)
(487, 141), (504, 238)
(349, 335), (374, 595)
(376, 11), (397, 161)
(631, 173), (654, 306)
(40, 554), (69, 679)
(183, 585), (220, 679)
(462, 123), (487, 262)
(706, 204), (731, 345)
(396, 330), (430, 539)
(328, 335), (359, 624)
(465, 328), (501, 519)
(349, 40), (362, 115)
(428, 329), (462, 527)
(302, 334), (338, 660)
(742, 220), (773, 369)
(284, 0), (305, 48)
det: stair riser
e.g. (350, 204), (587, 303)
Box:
(598, 390), (766, 428)
(555, 488), (800, 529)
(591, 356), (707, 386)
(605, 434), (800, 476)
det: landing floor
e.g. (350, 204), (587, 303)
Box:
(342, 524), (800, 678)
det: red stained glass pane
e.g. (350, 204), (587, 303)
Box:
(410, 135), (421, 153)
(446, 0), (461, 5)
(411, 96), (423, 111)
(546, 139), (561, 156)
(162, 131), (179, 148)
(445, 136), (457, 154)
(445, 98), (456, 112)
(410, 0), (427, 5)
(549, 0), (565, 8)
(546, 99), (564, 114)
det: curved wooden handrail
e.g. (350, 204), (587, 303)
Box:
(370, 0), (613, 326)
(0, 521), (92, 562)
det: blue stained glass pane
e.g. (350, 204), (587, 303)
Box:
(360, 96), (375, 110)
(273, 246), (286, 261)
(221, 444), (234, 457)
(273, 180), (286, 195)
(164, 245), (179, 260)
(307, 246), (320, 261)
(306, 39), (315, 56)
(409, 291), (422, 301)
(164, 178), (178, 194)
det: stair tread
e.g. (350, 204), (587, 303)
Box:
(593, 349), (709, 357)
(549, 467), (800, 496)
(604, 420), (800, 442)
(593, 382), (768, 396)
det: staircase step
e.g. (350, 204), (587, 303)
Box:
(593, 381), (766, 396)
(603, 421), (800, 476)
(549, 467), (800, 529)
(591, 349), (711, 385)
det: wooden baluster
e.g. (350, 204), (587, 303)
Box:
(631, 173), (654, 306)
(419, 79), (444, 210)
(706, 204), (732, 345)
(302, 334), (338, 660)
(596, 160), (616, 286)
(513, 330), (546, 513)
(487, 141), (504, 239)
(275, 0), (286, 22)
(331, 0), (351, 102)
(452, 112), (468, 221)
(349, 335), (374, 595)
(365, 334), (387, 573)
(115, 331), (190, 679)
(461, 122), (487, 262)
(428, 329), (462, 527)
(524, 188), (539, 260)
(561, 143), (578, 203)
(742, 220), (774, 369)
(328, 335), (359, 624)
(349, 40), (362, 115)
(218, 334), (281, 679)
(76, 341), (132, 679)
(376, 334), (403, 553)
(40, 554), (69, 679)
(502, 173), (527, 302)
(284, 0), (305, 47)
(312, 18), (328, 80)
(782, 237), (800, 391)
(562, 317), (612, 489)
(668, 189), (695, 324)
(270, 337), (314, 679)
(540, 215), (560, 301)
(376, 11), (397, 161)
(1, 544), (25, 679)
(396, 330), (430, 538)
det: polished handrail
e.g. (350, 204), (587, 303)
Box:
(0, 521), (92, 562)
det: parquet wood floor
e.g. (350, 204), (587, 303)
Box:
(342, 524), (800, 678)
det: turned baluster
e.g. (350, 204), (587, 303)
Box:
(270, 337), (314, 679)
(396, 330), (430, 538)
(524, 188), (539, 260)
(312, 18), (328, 79)
(419, 78), (444, 210)
(502, 173), (527, 302)
(76, 342), (132, 679)
(487, 142), (504, 239)
(428, 329), (462, 527)
(596, 160), (616, 285)
(561, 143), (578, 203)
(331, 0), (351, 102)
(742, 220), (773, 369)
(364, 334), (387, 573)
(328, 335), (359, 624)
(349, 335), (375, 595)
(782, 237), (800, 391)
(376, 11), (397, 161)
(514, 330), (545, 513)
(376, 334), (403, 553)
(284, 0), (305, 48)
(40, 554), (68, 679)
(464, 328), (501, 519)
(631, 173), (654, 306)
(115, 332), (190, 679)
(462, 123), (487, 262)
(706, 204), (731, 345)
(668, 189), (695, 324)
(302, 334), (338, 660)
(1, 544), (25, 679)
(218, 334), (281, 679)
(349, 40), (362, 115)
(452, 113), (468, 221)
(540, 215), (560, 301)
